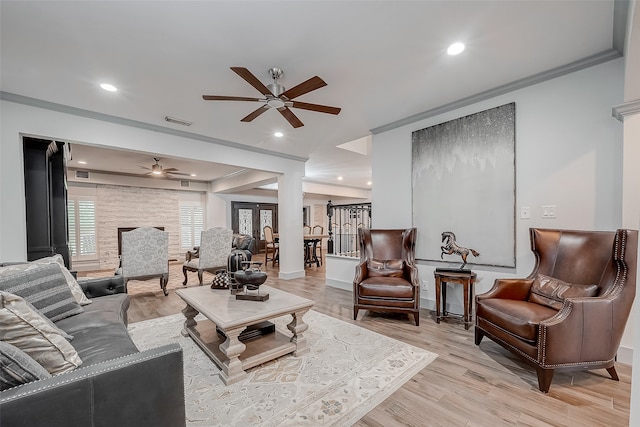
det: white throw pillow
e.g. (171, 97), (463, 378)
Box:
(0, 255), (91, 305)
(0, 291), (82, 375)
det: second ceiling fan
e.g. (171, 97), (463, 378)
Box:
(202, 67), (341, 128)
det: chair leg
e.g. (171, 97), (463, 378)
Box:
(182, 266), (188, 286)
(413, 311), (419, 326)
(606, 366), (619, 381)
(474, 327), (484, 345)
(197, 270), (203, 286)
(160, 274), (169, 296)
(353, 307), (359, 320)
(535, 366), (554, 393)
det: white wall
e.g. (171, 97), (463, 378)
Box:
(371, 58), (632, 361)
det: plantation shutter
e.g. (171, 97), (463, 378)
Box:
(180, 204), (205, 249)
(67, 200), (77, 257)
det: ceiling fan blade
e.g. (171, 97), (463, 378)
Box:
(202, 95), (263, 102)
(167, 172), (192, 176)
(163, 168), (179, 172)
(291, 101), (341, 115)
(231, 67), (273, 96)
(241, 105), (270, 122)
(280, 76), (326, 100)
(277, 107), (304, 128)
(138, 165), (151, 170)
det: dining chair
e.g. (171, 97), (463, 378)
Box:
(303, 225), (312, 235)
(312, 225), (324, 265)
(263, 225), (279, 267)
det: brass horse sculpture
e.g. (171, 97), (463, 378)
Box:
(441, 231), (480, 269)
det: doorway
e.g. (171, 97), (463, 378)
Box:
(231, 202), (278, 253)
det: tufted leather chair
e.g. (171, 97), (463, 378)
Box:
(353, 228), (420, 325)
(475, 228), (638, 392)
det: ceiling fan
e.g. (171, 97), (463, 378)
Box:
(202, 67), (341, 128)
(138, 158), (190, 178)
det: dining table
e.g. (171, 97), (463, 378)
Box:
(273, 233), (329, 267)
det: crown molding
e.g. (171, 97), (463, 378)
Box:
(0, 91), (308, 163)
(370, 49), (622, 135)
(612, 100), (640, 122)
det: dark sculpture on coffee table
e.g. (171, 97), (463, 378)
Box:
(233, 261), (269, 301)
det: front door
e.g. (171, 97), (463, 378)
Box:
(231, 202), (278, 253)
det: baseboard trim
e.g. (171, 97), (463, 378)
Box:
(278, 270), (305, 280)
(617, 345), (633, 366)
(326, 279), (352, 291)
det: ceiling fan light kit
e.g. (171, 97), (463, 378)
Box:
(202, 66), (341, 128)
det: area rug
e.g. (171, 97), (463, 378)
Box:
(128, 310), (437, 426)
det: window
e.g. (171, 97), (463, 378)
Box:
(67, 197), (97, 260)
(180, 204), (204, 249)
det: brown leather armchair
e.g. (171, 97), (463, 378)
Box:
(475, 228), (638, 392)
(353, 228), (420, 325)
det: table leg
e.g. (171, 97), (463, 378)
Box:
(287, 309), (310, 356)
(463, 280), (470, 330)
(218, 326), (247, 385)
(442, 282), (448, 316)
(435, 276), (442, 324)
(180, 304), (199, 337)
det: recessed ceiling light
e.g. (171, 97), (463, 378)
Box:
(447, 42), (465, 56)
(78, 160), (87, 165)
(190, 173), (196, 177)
(100, 83), (118, 92)
(337, 176), (343, 181)
(274, 131), (284, 138)
(367, 181), (372, 186)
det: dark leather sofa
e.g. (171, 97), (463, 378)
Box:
(0, 276), (186, 427)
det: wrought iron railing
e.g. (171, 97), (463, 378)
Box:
(326, 201), (372, 257)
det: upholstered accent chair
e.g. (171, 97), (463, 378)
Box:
(353, 228), (420, 325)
(117, 227), (170, 296)
(183, 227), (233, 286)
(263, 225), (279, 267)
(475, 228), (638, 393)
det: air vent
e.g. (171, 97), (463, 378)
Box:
(75, 170), (90, 179)
(180, 180), (190, 188)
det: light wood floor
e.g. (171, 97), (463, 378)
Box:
(81, 258), (632, 427)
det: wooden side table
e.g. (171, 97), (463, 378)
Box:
(434, 270), (477, 330)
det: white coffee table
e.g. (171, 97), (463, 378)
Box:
(176, 285), (315, 385)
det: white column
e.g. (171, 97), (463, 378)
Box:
(277, 168), (305, 279)
(620, 3), (640, 425)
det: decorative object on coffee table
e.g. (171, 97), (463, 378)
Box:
(440, 231), (479, 271)
(233, 261), (268, 301)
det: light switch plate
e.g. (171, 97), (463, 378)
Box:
(542, 205), (557, 218)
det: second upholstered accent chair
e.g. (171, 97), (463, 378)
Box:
(183, 227), (233, 286)
(353, 228), (420, 325)
(475, 228), (638, 393)
(118, 227), (170, 296)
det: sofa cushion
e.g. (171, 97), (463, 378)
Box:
(366, 259), (404, 278)
(0, 340), (52, 391)
(528, 274), (599, 310)
(55, 293), (136, 366)
(359, 276), (414, 299)
(476, 298), (558, 344)
(0, 291), (82, 375)
(0, 255), (92, 306)
(0, 263), (84, 322)
(55, 294), (130, 335)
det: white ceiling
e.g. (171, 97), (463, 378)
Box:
(0, 1), (621, 191)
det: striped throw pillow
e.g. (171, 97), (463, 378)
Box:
(0, 263), (84, 322)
